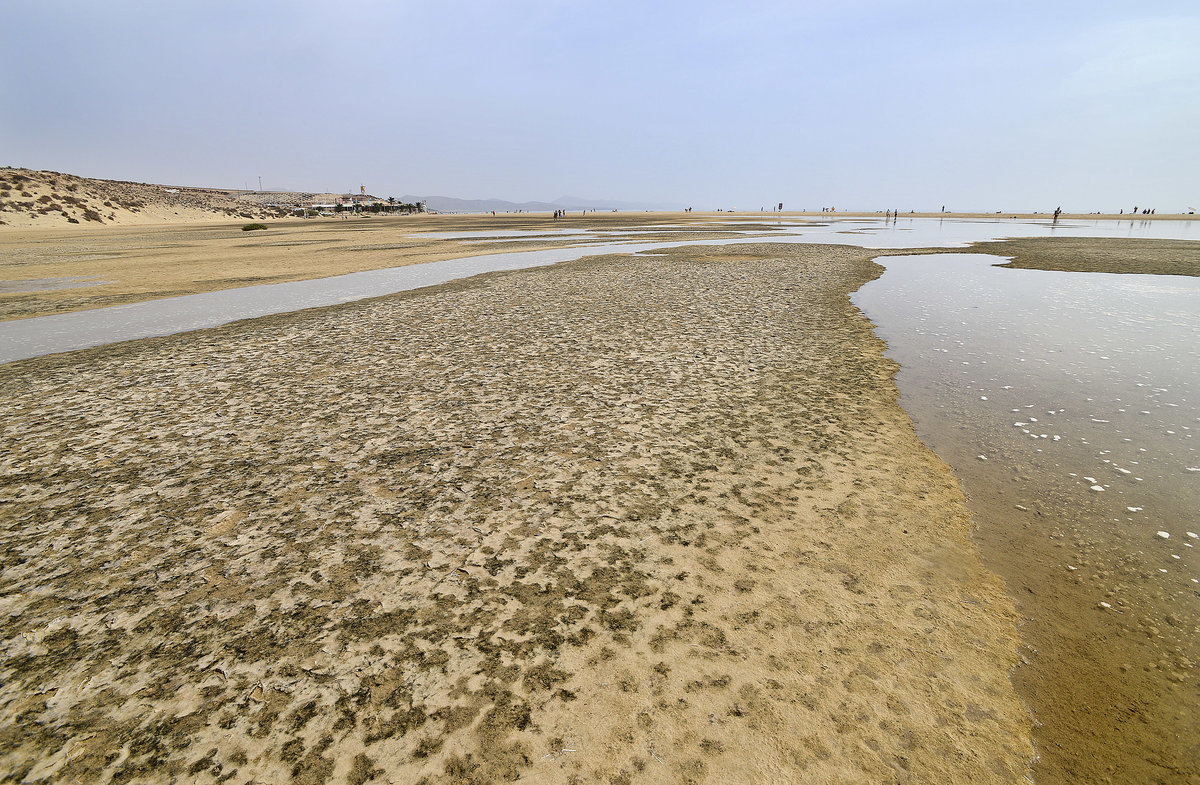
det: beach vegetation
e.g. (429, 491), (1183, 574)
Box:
(241, 223), (268, 231)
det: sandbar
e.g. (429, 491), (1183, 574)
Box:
(0, 243), (1033, 783)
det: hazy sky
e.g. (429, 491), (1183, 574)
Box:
(3, 1), (1197, 211)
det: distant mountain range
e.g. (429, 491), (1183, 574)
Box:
(397, 194), (674, 213)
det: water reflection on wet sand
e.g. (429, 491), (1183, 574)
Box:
(855, 253), (1199, 783)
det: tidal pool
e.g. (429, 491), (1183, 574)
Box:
(854, 253), (1200, 782)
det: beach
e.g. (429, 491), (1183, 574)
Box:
(3, 212), (1198, 783)
(0, 240), (1035, 783)
(8, 0), (1197, 777)
(7, 0), (1198, 777)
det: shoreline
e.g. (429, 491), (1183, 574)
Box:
(0, 243), (1034, 783)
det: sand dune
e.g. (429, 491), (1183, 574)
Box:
(0, 168), (287, 228)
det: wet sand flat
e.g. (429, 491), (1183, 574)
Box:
(0, 243), (1033, 783)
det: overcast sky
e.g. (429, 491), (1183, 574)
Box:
(2, 1), (1197, 211)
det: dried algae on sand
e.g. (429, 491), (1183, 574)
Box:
(0, 243), (1034, 783)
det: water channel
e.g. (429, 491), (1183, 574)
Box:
(854, 252), (1199, 782)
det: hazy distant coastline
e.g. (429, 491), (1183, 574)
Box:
(397, 194), (673, 214)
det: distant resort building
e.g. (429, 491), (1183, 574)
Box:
(233, 188), (425, 215)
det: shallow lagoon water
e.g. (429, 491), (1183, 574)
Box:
(854, 253), (1200, 781)
(855, 253), (1198, 582)
(856, 254), (1199, 529)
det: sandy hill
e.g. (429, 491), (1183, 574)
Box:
(0, 168), (289, 228)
